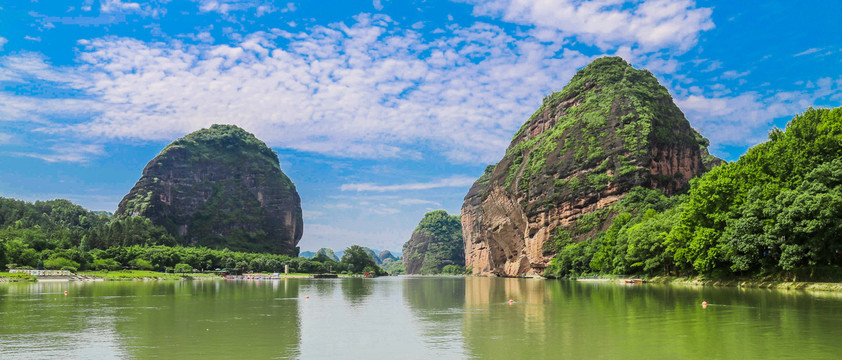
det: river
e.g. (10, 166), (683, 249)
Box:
(1, 277), (841, 359)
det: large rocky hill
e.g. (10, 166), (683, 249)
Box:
(462, 57), (720, 276)
(116, 124), (303, 255)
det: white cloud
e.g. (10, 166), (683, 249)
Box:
(100, 0), (142, 13)
(373, 0), (384, 10)
(397, 198), (441, 206)
(0, 14), (592, 163)
(463, 0), (714, 53)
(198, 0), (280, 15)
(0, 132), (12, 144)
(721, 70), (750, 79)
(675, 77), (842, 152)
(0, 37), (7, 51)
(794, 47), (822, 57)
(302, 210), (326, 220)
(15, 143), (105, 163)
(303, 223), (406, 252)
(24, 36), (42, 42)
(341, 175), (477, 192)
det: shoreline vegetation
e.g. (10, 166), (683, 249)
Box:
(6, 270), (842, 293)
(0, 270), (380, 282)
(5, 269), (842, 296)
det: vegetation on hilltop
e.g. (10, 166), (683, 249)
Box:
(314, 248), (339, 262)
(116, 124), (303, 255)
(504, 57), (714, 204)
(403, 210), (464, 275)
(545, 107), (842, 280)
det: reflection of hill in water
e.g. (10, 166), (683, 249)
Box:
(401, 276), (469, 358)
(340, 278), (374, 306)
(5, 278), (842, 359)
(117, 281), (301, 358)
(461, 278), (842, 359)
(0, 281), (302, 359)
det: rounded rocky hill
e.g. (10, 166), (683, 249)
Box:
(402, 210), (464, 274)
(116, 124), (303, 255)
(462, 56), (721, 276)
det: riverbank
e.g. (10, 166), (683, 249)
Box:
(647, 276), (842, 292)
(77, 270), (222, 281)
(75, 270), (348, 281)
(0, 272), (37, 282)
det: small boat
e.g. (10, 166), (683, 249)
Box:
(625, 279), (646, 284)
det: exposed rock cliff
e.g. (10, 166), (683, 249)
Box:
(403, 210), (464, 274)
(116, 124), (303, 255)
(462, 57), (720, 276)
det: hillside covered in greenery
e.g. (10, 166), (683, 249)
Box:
(116, 124), (303, 255)
(462, 56), (719, 276)
(545, 107), (842, 280)
(402, 210), (464, 274)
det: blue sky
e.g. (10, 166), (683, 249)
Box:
(1, 0), (841, 253)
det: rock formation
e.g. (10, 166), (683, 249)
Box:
(462, 57), (720, 276)
(314, 248), (340, 261)
(378, 250), (397, 263)
(116, 124), (303, 255)
(403, 210), (464, 274)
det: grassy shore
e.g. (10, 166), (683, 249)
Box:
(647, 276), (842, 292)
(76, 270), (332, 280)
(0, 272), (37, 282)
(78, 270), (222, 280)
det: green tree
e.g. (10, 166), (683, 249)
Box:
(43, 257), (80, 271)
(93, 258), (122, 271)
(341, 245), (378, 274)
(0, 240), (7, 270)
(129, 258), (154, 270)
(174, 263), (193, 273)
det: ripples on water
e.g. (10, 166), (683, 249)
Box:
(2, 277), (842, 359)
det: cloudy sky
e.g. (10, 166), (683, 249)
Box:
(1, 0), (841, 253)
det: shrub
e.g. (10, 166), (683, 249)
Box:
(44, 257), (80, 270)
(173, 263), (193, 273)
(93, 258), (122, 271)
(441, 264), (466, 275)
(129, 258), (154, 270)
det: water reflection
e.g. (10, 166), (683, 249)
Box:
(0, 280), (301, 359)
(460, 279), (842, 359)
(2, 278), (842, 359)
(340, 278), (374, 306)
(298, 277), (463, 359)
(401, 276), (469, 358)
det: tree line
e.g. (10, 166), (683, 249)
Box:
(545, 107), (842, 280)
(0, 197), (383, 274)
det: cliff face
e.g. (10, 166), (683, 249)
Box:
(116, 124), (303, 255)
(462, 57), (720, 276)
(403, 210), (464, 274)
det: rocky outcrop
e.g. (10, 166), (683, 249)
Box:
(315, 248), (339, 261)
(116, 124), (303, 255)
(462, 57), (719, 276)
(403, 210), (464, 274)
(379, 250), (397, 263)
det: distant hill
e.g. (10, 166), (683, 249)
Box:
(315, 248), (340, 261)
(402, 210), (464, 274)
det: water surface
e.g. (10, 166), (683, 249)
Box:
(2, 277), (841, 359)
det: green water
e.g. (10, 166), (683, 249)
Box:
(1, 277), (841, 359)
